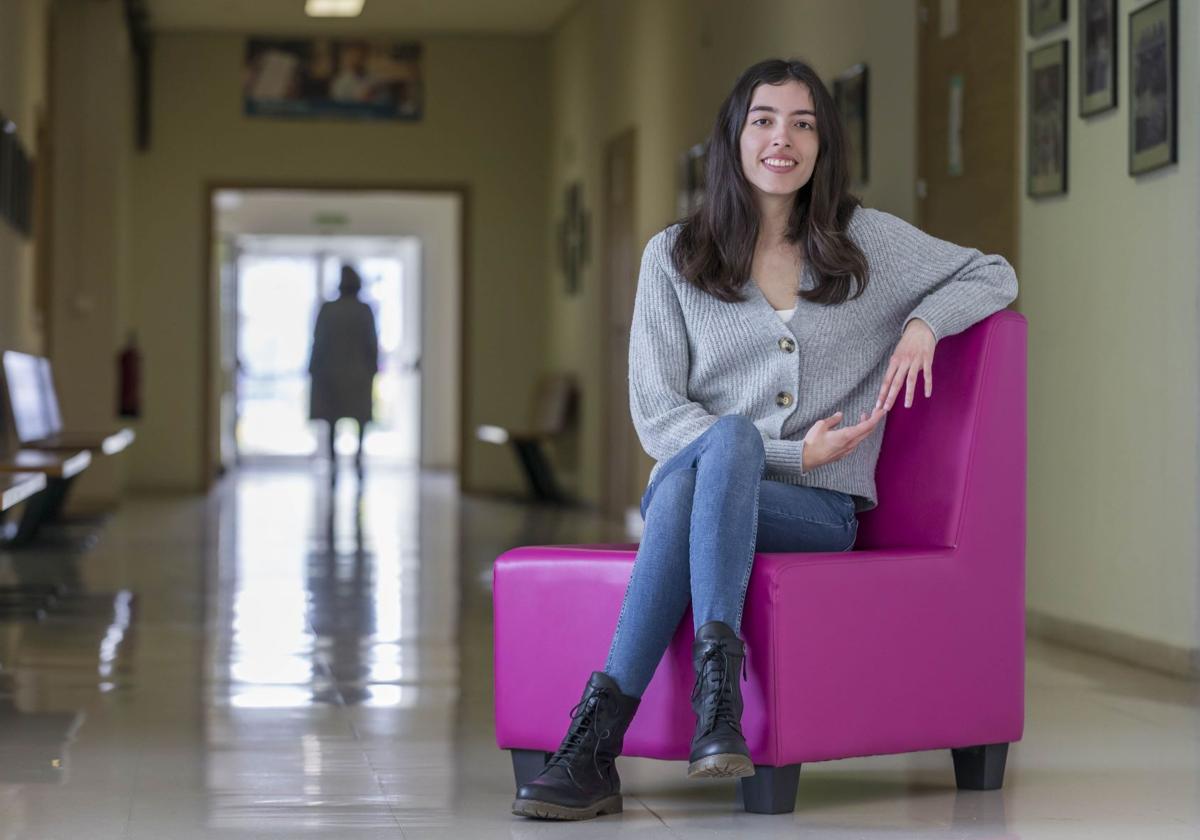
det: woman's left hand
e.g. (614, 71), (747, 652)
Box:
(876, 319), (937, 410)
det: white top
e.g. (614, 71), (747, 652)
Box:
(774, 307), (796, 321)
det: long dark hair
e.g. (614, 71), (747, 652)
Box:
(671, 58), (869, 306)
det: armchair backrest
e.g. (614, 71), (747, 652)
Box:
(855, 311), (1027, 551)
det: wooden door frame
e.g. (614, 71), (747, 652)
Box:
(201, 180), (471, 490)
(600, 127), (639, 519)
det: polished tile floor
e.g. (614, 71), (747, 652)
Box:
(0, 464), (1197, 838)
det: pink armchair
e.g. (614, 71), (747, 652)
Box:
(493, 310), (1026, 814)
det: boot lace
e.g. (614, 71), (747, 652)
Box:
(546, 688), (614, 783)
(691, 643), (747, 737)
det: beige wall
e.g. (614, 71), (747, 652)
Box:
(1019, 1), (1200, 663)
(49, 0), (135, 508)
(0, 0), (50, 356)
(128, 32), (551, 492)
(545, 0), (918, 505)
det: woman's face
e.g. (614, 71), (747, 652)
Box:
(738, 80), (820, 200)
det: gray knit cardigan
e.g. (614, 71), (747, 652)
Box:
(628, 206), (1019, 512)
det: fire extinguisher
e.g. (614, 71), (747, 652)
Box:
(117, 332), (142, 419)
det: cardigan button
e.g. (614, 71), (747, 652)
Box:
(775, 391), (794, 408)
(778, 337), (796, 353)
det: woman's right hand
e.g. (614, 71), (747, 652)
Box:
(802, 406), (888, 473)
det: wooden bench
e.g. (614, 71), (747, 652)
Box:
(475, 372), (577, 503)
(0, 449), (91, 480)
(1, 472), (47, 512)
(0, 449), (91, 547)
(2, 351), (136, 456)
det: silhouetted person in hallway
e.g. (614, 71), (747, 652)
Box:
(309, 266), (379, 472)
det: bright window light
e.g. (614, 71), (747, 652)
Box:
(305, 0), (365, 17)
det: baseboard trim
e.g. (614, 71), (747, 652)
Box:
(1027, 609), (1200, 679)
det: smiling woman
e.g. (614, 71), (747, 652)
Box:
(509, 56), (1018, 823)
(672, 59), (868, 308)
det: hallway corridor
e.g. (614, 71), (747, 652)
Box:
(0, 467), (1197, 838)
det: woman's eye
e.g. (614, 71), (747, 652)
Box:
(796, 121), (813, 129)
(752, 118), (770, 126)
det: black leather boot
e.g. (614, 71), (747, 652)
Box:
(512, 671), (640, 820)
(688, 620), (754, 778)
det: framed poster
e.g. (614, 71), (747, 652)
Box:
(0, 118), (12, 224)
(1027, 40), (1068, 197)
(675, 142), (708, 218)
(558, 182), (589, 296)
(833, 64), (869, 187)
(1128, 0), (1177, 176)
(0, 115), (32, 237)
(1029, 0), (1067, 36)
(243, 38), (423, 121)
(1079, 0), (1117, 116)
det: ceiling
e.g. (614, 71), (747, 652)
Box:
(144, 0), (579, 34)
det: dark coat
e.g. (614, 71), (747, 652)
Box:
(308, 296), (379, 423)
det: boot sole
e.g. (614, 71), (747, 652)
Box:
(687, 753), (755, 779)
(511, 794), (623, 820)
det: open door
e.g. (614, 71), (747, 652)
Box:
(917, 0), (1021, 270)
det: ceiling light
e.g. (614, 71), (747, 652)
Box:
(305, 0), (365, 17)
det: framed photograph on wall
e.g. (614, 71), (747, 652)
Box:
(675, 142), (708, 218)
(0, 115), (32, 237)
(1029, 0), (1067, 37)
(1079, 0), (1117, 116)
(243, 38), (423, 121)
(1027, 40), (1068, 197)
(558, 182), (589, 296)
(1128, 0), (1177, 176)
(0, 116), (13, 225)
(833, 64), (869, 188)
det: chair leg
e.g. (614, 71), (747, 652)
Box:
(740, 764), (802, 814)
(951, 743), (1009, 790)
(510, 749), (552, 788)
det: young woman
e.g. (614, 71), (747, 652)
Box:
(512, 58), (1017, 821)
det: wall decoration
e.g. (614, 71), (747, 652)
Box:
(947, 73), (964, 176)
(1029, 0), (1067, 37)
(243, 38), (423, 121)
(1079, 0), (1117, 116)
(833, 64), (869, 187)
(0, 115), (32, 237)
(1027, 40), (1068, 197)
(1128, 0), (1177, 176)
(676, 142), (708, 219)
(558, 182), (589, 296)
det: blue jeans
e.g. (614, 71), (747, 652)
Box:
(603, 415), (858, 698)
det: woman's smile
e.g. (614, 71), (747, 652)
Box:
(762, 156), (798, 173)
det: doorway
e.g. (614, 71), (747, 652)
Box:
(232, 237), (420, 464)
(207, 187), (463, 478)
(917, 0), (1020, 265)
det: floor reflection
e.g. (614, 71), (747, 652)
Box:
(0, 463), (1182, 837)
(201, 465), (463, 830)
(0, 692), (84, 785)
